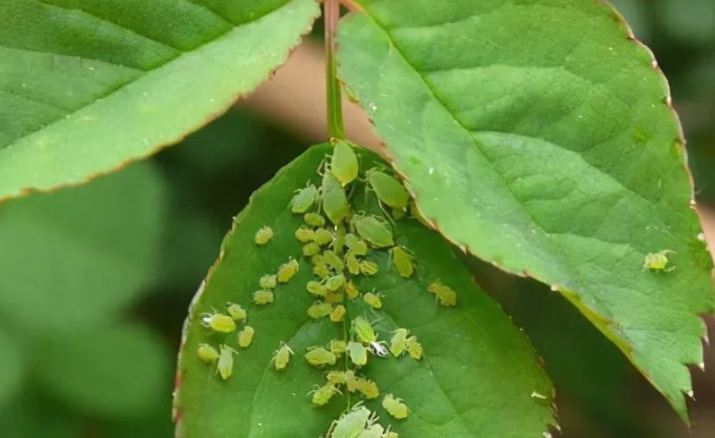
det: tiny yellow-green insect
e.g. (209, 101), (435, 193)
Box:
(303, 242), (321, 257)
(304, 212), (326, 228)
(345, 233), (359, 249)
(363, 292), (383, 309)
(390, 328), (409, 357)
(238, 326), (255, 349)
(310, 382), (341, 406)
(330, 304), (346, 322)
(356, 424), (385, 438)
(326, 370), (347, 385)
(322, 250), (344, 271)
(313, 228), (333, 246)
(197, 343), (220, 363)
(359, 260), (379, 276)
(326, 274), (346, 292)
(346, 251), (361, 275)
(291, 184), (318, 214)
(305, 347), (338, 367)
(313, 263), (331, 279)
(271, 342), (294, 371)
(307, 301), (334, 319)
(348, 341), (368, 367)
(254, 226), (274, 245)
(345, 370), (359, 393)
(643, 250), (676, 272)
(391, 247), (414, 278)
(406, 336), (423, 360)
(277, 258), (300, 283)
(352, 240), (368, 256)
(428, 280), (457, 307)
(295, 227), (316, 243)
(352, 316), (378, 343)
(330, 339), (347, 355)
(306, 280), (327, 297)
(345, 281), (360, 300)
(259, 274), (277, 289)
(217, 345), (238, 380)
(365, 168), (409, 209)
(352, 215), (394, 248)
(331, 139), (359, 186)
(382, 394), (409, 419)
(226, 302), (247, 322)
(253, 289), (274, 305)
(329, 404), (372, 438)
(356, 377), (379, 399)
(321, 170), (350, 225)
(201, 311), (236, 333)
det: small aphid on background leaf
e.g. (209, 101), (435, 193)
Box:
(391, 247), (415, 278)
(313, 263), (331, 279)
(253, 289), (274, 305)
(217, 345), (238, 380)
(352, 316), (378, 343)
(406, 336), (423, 360)
(201, 311), (236, 333)
(322, 170), (350, 225)
(226, 302), (247, 322)
(329, 405), (372, 438)
(428, 280), (457, 307)
(271, 342), (294, 371)
(307, 280), (327, 297)
(254, 226), (274, 245)
(356, 377), (379, 399)
(291, 184), (318, 214)
(330, 339), (347, 355)
(313, 228), (334, 246)
(326, 370), (347, 385)
(390, 328), (409, 357)
(365, 168), (410, 209)
(345, 281), (360, 300)
(326, 274), (346, 292)
(348, 341), (368, 367)
(363, 292), (383, 309)
(345, 370), (359, 393)
(305, 347), (338, 367)
(322, 250), (345, 271)
(359, 260), (379, 276)
(310, 382), (341, 406)
(303, 242), (322, 257)
(346, 252), (361, 275)
(331, 139), (359, 186)
(197, 343), (220, 363)
(382, 394), (409, 420)
(238, 326), (255, 349)
(345, 233), (359, 249)
(304, 212), (326, 228)
(307, 301), (334, 319)
(643, 250), (676, 272)
(295, 227), (316, 243)
(330, 304), (346, 322)
(352, 240), (368, 256)
(277, 258), (300, 283)
(259, 274), (277, 290)
(352, 215), (395, 248)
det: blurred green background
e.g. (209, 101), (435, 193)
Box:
(0, 0), (713, 437)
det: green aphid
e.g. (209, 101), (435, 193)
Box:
(330, 304), (346, 322)
(313, 263), (331, 279)
(271, 342), (294, 371)
(345, 282), (359, 300)
(254, 226), (274, 245)
(352, 215), (394, 248)
(352, 316), (378, 343)
(348, 341), (368, 367)
(321, 171), (350, 225)
(303, 242), (321, 257)
(326, 274), (346, 292)
(331, 139), (359, 186)
(359, 260), (379, 276)
(382, 394), (409, 419)
(391, 247), (415, 278)
(313, 228), (334, 246)
(311, 254), (326, 266)
(357, 424), (385, 438)
(197, 343), (220, 363)
(291, 184), (318, 214)
(309, 382), (341, 406)
(330, 339), (347, 355)
(226, 302), (247, 322)
(390, 328), (409, 357)
(428, 280), (457, 307)
(643, 250), (676, 272)
(305, 347), (338, 367)
(345, 233), (359, 249)
(217, 345), (238, 380)
(306, 280), (327, 297)
(277, 258), (300, 283)
(406, 336), (423, 360)
(365, 168), (409, 209)
(352, 240), (368, 256)
(259, 274), (277, 289)
(304, 212), (326, 228)
(322, 250), (344, 271)
(238, 325), (255, 348)
(327, 370), (348, 385)
(363, 292), (383, 309)
(201, 311), (236, 333)
(346, 251), (361, 275)
(307, 301), (334, 319)
(329, 405), (372, 438)
(295, 227), (316, 243)
(355, 377), (380, 399)
(253, 290), (274, 305)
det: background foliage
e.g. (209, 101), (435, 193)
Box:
(0, 0), (713, 437)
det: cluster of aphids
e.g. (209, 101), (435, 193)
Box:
(197, 140), (458, 437)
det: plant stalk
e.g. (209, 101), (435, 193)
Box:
(325, 0), (346, 140)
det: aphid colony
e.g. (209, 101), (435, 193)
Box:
(195, 140), (459, 436)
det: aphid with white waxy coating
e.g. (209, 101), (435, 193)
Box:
(351, 215), (394, 248)
(330, 304), (346, 322)
(326, 274), (346, 292)
(305, 347), (338, 367)
(428, 280), (457, 307)
(383, 430), (399, 438)
(359, 260), (379, 276)
(345, 282), (359, 300)
(365, 168), (409, 209)
(313, 228), (333, 246)
(322, 250), (344, 271)
(352, 316), (378, 343)
(277, 258), (299, 283)
(406, 336), (423, 360)
(330, 339), (347, 355)
(391, 247), (414, 278)
(346, 251), (361, 275)
(331, 139), (359, 186)
(321, 170), (350, 225)
(237, 326), (255, 348)
(643, 250), (676, 272)
(253, 290), (274, 305)
(356, 424), (385, 438)
(259, 274), (277, 289)
(390, 328), (409, 357)
(356, 377), (379, 399)
(201, 312), (236, 333)
(328, 405), (372, 438)
(303, 242), (321, 257)
(291, 184), (318, 214)
(382, 394), (409, 419)
(254, 226), (274, 245)
(363, 292), (383, 309)
(309, 382), (341, 406)
(306, 280), (327, 297)
(304, 212), (326, 228)
(348, 341), (368, 366)
(226, 302), (247, 322)
(307, 301), (333, 319)
(217, 345), (238, 380)
(295, 227), (315, 243)
(271, 342), (294, 371)
(197, 343), (219, 363)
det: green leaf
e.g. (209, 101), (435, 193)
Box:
(0, 162), (167, 331)
(0, 329), (23, 409)
(174, 145), (555, 438)
(0, 0), (319, 202)
(337, 0), (715, 420)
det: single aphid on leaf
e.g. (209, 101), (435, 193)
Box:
(346, 251), (361, 275)
(238, 326), (255, 349)
(226, 302), (247, 322)
(314, 228), (334, 246)
(197, 343), (219, 363)
(363, 292), (383, 309)
(391, 247), (414, 278)
(348, 341), (368, 367)
(329, 404), (372, 438)
(277, 258), (300, 283)
(365, 168), (409, 209)
(322, 250), (345, 271)
(345, 281), (360, 300)
(345, 370), (359, 393)
(303, 242), (322, 257)
(254, 226), (274, 245)
(307, 280), (327, 297)
(330, 339), (347, 355)
(356, 377), (379, 399)
(352, 316), (378, 343)
(643, 250), (676, 272)
(382, 394), (409, 420)
(271, 342), (294, 371)
(345, 232), (359, 249)
(356, 424), (385, 438)
(295, 227), (316, 243)
(310, 382), (341, 406)
(313, 263), (331, 279)
(308, 301), (334, 319)
(428, 280), (457, 307)
(330, 304), (346, 322)
(304, 212), (326, 228)
(305, 347), (338, 367)
(259, 274), (277, 290)
(291, 184), (318, 214)
(217, 345), (238, 380)
(406, 336), (423, 360)
(326, 289), (344, 304)
(331, 139), (359, 186)
(326, 274), (346, 292)
(352, 215), (394, 248)
(390, 328), (409, 357)
(253, 290), (274, 305)
(322, 170), (350, 225)
(352, 240), (368, 256)
(201, 311), (236, 333)
(327, 370), (347, 385)
(359, 260), (379, 276)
